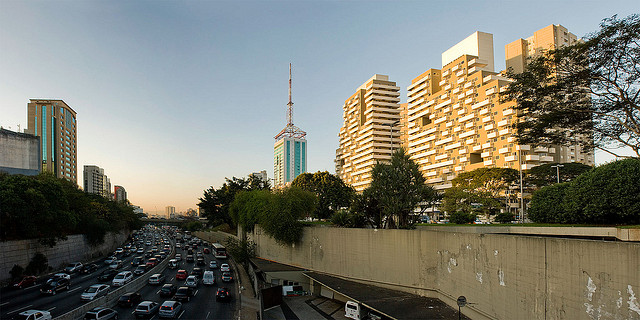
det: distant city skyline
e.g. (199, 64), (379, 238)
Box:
(1, 1), (637, 215)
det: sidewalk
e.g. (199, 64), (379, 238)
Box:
(263, 296), (345, 320)
(227, 257), (261, 320)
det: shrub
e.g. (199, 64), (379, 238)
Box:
(494, 212), (515, 224)
(25, 252), (48, 275)
(528, 183), (570, 223)
(449, 212), (476, 224)
(10, 264), (24, 280)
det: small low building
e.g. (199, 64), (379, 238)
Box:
(0, 128), (41, 176)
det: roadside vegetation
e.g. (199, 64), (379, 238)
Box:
(0, 172), (142, 246)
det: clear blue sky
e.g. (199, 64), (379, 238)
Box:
(1, 0), (637, 215)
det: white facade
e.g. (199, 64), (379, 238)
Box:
(83, 165), (111, 198)
(442, 31), (494, 72)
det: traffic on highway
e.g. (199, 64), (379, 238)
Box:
(1, 225), (236, 320)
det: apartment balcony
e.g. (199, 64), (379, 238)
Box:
(499, 147), (509, 154)
(464, 82), (473, 89)
(445, 121), (453, 127)
(521, 163), (536, 170)
(457, 77), (466, 84)
(456, 70), (465, 77)
(505, 155), (516, 162)
(458, 109), (466, 115)
(452, 87), (460, 94)
(499, 129), (510, 136)
(455, 166), (463, 171)
(435, 154), (448, 161)
(459, 130), (476, 139)
(473, 145), (482, 152)
(540, 156), (554, 162)
(483, 159), (494, 165)
(452, 65), (460, 72)
(482, 116), (492, 123)
(486, 88), (496, 95)
(485, 123), (494, 130)
(453, 126), (462, 132)
(452, 103), (462, 109)
(466, 138), (475, 145)
(468, 66), (478, 74)
(428, 177), (444, 184)
(426, 171), (437, 177)
(443, 84), (451, 91)
(458, 93), (466, 99)
(487, 132), (497, 139)
(548, 148), (556, 153)
(465, 98), (473, 104)
(459, 113), (475, 122)
(465, 122), (475, 128)
(516, 145), (531, 151)
(503, 108), (515, 116)
(534, 147), (549, 153)
(465, 89), (475, 96)
(439, 79), (447, 86)
(479, 108), (489, 115)
(408, 77), (429, 91)
(498, 119), (508, 127)
(482, 142), (492, 149)
(442, 69), (451, 77)
(525, 155), (540, 161)
(441, 93), (449, 99)
(481, 151), (491, 158)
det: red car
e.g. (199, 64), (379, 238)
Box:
(13, 275), (37, 289)
(203, 248), (210, 254)
(176, 269), (188, 280)
(146, 258), (158, 268)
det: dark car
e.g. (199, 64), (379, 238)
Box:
(134, 301), (160, 319)
(80, 264), (99, 274)
(84, 307), (118, 320)
(196, 257), (205, 266)
(203, 247), (210, 254)
(40, 278), (70, 295)
(12, 275), (37, 289)
(221, 272), (233, 282)
(97, 269), (119, 282)
(190, 267), (203, 277)
(185, 255), (194, 263)
(134, 264), (147, 276)
(159, 283), (177, 297)
(216, 287), (231, 302)
(118, 292), (143, 307)
(173, 286), (194, 302)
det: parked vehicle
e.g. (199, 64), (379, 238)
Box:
(15, 309), (52, 320)
(345, 301), (382, 320)
(158, 300), (182, 319)
(202, 271), (215, 285)
(65, 262), (84, 273)
(118, 292), (142, 307)
(134, 301), (160, 318)
(12, 276), (37, 289)
(83, 307), (118, 320)
(148, 273), (166, 285)
(216, 287), (231, 302)
(81, 284), (110, 301)
(173, 286), (194, 302)
(159, 283), (177, 297)
(112, 271), (133, 287)
(40, 278), (70, 295)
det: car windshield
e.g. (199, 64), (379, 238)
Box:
(115, 275), (124, 279)
(86, 287), (98, 293)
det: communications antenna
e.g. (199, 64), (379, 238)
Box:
(274, 63), (306, 140)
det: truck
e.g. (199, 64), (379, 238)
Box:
(345, 301), (383, 320)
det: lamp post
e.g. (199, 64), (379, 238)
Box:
(551, 164), (564, 184)
(518, 149), (524, 223)
(388, 120), (400, 158)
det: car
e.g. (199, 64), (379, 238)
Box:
(221, 272), (233, 282)
(15, 309), (52, 320)
(159, 283), (177, 297)
(175, 269), (188, 280)
(81, 284), (110, 301)
(202, 271), (215, 285)
(145, 251), (153, 258)
(216, 287), (231, 302)
(133, 264), (147, 276)
(174, 254), (182, 261)
(109, 260), (123, 269)
(40, 277), (70, 295)
(173, 286), (194, 302)
(132, 256), (145, 266)
(112, 271), (134, 286)
(80, 263), (99, 274)
(136, 248), (145, 254)
(196, 257), (205, 266)
(220, 263), (230, 272)
(184, 275), (198, 288)
(148, 273), (166, 285)
(115, 248), (124, 255)
(12, 275), (37, 289)
(158, 300), (182, 319)
(46, 273), (71, 283)
(203, 247), (211, 254)
(209, 260), (218, 269)
(118, 292), (143, 307)
(97, 269), (119, 282)
(65, 262), (84, 273)
(191, 267), (203, 277)
(83, 307), (118, 320)
(168, 259), (178, 269)
(185, 255), (194, 262)
(104, 256), (117, 264)
(134, 301), (160, 319)
(146, 258), (158, 268)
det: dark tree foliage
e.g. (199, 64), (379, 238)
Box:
(525, 162), (593, 189)
(0, 172), (141, 246)
(367, 148), (440, 229)
(291, 171), (354, 219)
(224, 236), (256, 266)
(442, 167), (518, 218)
(25, 252), (49, 275)
(504, 14), (640, 157)
(330, 209), (367, 228)
(529, 158), (640, 224)
(449, 212), (476, 224)
(494, 212), (515, 224)
(198, 175), (270, 227)
(349, 189), (384, 228)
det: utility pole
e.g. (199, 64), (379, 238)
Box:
(551, 164), (564, 184)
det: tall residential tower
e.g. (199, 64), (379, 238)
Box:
(26, 99), (77, 183)
(273, 64), (307, 188)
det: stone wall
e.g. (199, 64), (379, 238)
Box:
(0, 232), (128, 281)
(248, 226), (640, 320)
(0, 128), (40, 175)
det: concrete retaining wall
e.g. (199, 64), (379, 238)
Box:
(0, 232), (128, 282)
(247, 226), (640, 320)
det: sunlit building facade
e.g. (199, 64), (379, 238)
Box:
(83, 165), (111, 198)
(274, 137), (306, 188)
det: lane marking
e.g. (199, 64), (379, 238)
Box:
(206, 311), (210, 319)
(47, 307), (56, 312)
(0, 302), (10, 307)
(68, 286), (82, 293)
(7, 304), (32, 314)
(178, 310), (185, 319)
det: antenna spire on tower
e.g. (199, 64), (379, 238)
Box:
(288, 63), (293, 126)
(274, 63), (306, 141)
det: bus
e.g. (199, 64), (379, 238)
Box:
(212, 243), (227, 259)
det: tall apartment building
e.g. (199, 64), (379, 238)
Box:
(274, 64), (307, 188)
(336, 74), (401, 191)
(26, 99), (77, 183)
(165, 206), (176, 219)
(114, 185), (127, 203)
(406, 28), (593, 193)
(83, 165), (111, 198)
(506, 24), (578, 74)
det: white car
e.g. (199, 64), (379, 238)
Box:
(203, 271), (215, 285)
(115, 248), (124, 254)
(220, 263), (230, 272)
(46, 273), (71, 284)
(16, 310), (52, 320)
(185, 275), (199, 288)
(209, 260), (218, 269)
(112, 271), (133, 287)
(81, 284), (110, 301)
(148, 273), (166, 285)
(64, 262), (83, 273)
(109, 260), (123, 269)
(104, 256), (117, 264)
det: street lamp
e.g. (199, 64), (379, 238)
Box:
(551, 164), (564, 184)
(388, 120), (400, 158)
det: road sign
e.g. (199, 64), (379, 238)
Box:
(457, 296), (467, 307)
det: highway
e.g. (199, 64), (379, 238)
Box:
(1, 228), (237, 319)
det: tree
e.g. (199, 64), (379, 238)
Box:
(292, 171), (354, 219)
(442, 168), (519, 219)
(349, 188), (383, 228)
(528, 182), (571, 223)
(504, 14), (640, 158)
(525, 162), (593, 189)
(367, 148), (439, 229)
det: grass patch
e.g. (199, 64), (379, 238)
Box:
(418, 223), (640, 228)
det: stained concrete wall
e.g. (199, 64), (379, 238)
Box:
(0, 232), (128, 282)
(248, 226), (640, 320)
(0, 128), (40, 175)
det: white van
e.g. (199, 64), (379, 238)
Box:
(168, 259), (178, 269)
(345, 301), (381, 320)
(202, 271), (215, 285)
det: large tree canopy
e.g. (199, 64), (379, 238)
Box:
(198, 175), (270, 227)
(504, 14), (640, 157)
(291, 171), (354, 219)
(525, 162), (593, 189)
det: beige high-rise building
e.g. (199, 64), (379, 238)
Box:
(406, 27), (593, 194)
(26, 99), (77, 183)
(336, 74), (401, 191)
(506, 24), (578, 74)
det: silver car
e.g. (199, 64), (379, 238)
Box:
(158, 300), (182, 318)
(184, 275), (198, 288)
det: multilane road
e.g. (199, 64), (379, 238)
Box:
(1, 236), (237, 319)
